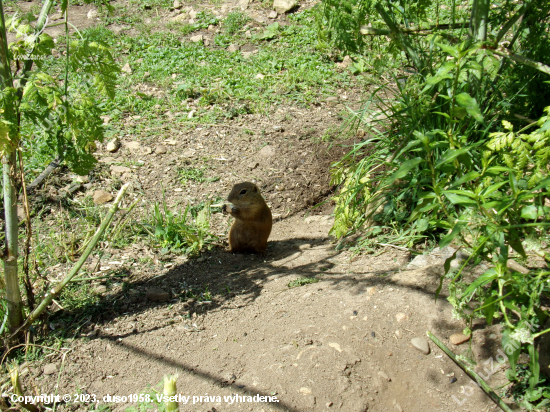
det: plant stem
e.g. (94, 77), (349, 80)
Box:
(427, 331), (514, 412)
(13, 183), (130, 336)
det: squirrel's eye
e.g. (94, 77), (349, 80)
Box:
(240, 189), (247, 195)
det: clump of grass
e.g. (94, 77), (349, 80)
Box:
(178, 166), (206, 184)
(287, 277), (319, 288)
(223, 11), (249, 35)
(142, 197), (216, 255)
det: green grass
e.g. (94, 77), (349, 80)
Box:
(222, 10), (250, 35)
(19, 6), (360, 176)
(287, 277), (319, 288)
(142, 197), (216, 255)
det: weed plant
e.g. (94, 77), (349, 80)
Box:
(142, 196), (216, 256)
(321, 0), (550, 406)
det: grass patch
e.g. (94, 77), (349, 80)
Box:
(142, 197), (216, 255)
(287, 277), (319, 288)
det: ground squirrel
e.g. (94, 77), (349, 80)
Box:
(224, 182), (272, 253)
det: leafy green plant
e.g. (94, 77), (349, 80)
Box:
(0, 0), (117, 334)
(222, 10), (249, 35)
(178, 166), (206, 184)
(287, 277), (319, 288)
(322, 0), (550, 404)
(142, 197), (216, 255)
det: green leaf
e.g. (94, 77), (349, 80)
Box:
(436, 42), (459, 58)
(539, 119), (550, 133)
(484, 166), (515, 176)
(532, 176), (550, 190)
(443, 191), (477, 206)
(435, 147), (471, 168)
(449, 171), (480, 189)
(481, 293), (498, 325)
(480, 181), (508, 197)
(65, 152), (98, 175)
(386, 157), (423, 184)
(521, 205), (546, 220)
(528, 344), (540, 389)
(506, 228), (527, 259)
(433, 111), (451, 119)
(502, 328), (521, 378)
(444, 189), (476, 199)
(461, 268), (498, 298)
(455, 92), (484, 123)
(440, 223), (464, 249)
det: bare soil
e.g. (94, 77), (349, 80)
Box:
(6, 1), (517, 411)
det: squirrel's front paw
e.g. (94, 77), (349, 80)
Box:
(223, 204), (233, 214)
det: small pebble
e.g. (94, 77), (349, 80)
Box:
(450, 377), (457, 384)
(450, 332), (471, 345)
(411, 337), (430, 355)
(371, 331), (376, 338)
(353, 310), (358, 316)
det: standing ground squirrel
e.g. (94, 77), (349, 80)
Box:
(224, 182), (272, 253)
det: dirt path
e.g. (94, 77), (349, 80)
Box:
(30, 211), (506, 412)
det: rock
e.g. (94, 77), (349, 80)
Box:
(189, 10), (197, 19)
(450, 332), (471, 345)
(273, 0), (297, 14)
(227, 44), (240, 52)
(87, 9), (98, 19)
(125, 141), (141, 151)
(93, 190), (113, 205)
(143, 71), (151, 79)
(121, 172), (134, 182)
(406, 246), (468, 270)
(239, 0), (250, 9)
(188, 110), (196, 119)
(299, 387), (312, 395)
(378, 371), (391, 381)
(100, 115), (111, 124)
(259, 145), (276, 157)
(190, 34), (204, 43)
(173, 0), (181, 9)
(411, 337), (430, 355)
(43, 363), (58, 375)
(155, 145), (168, 154)
(121, 63), (132, 74)
(110, 165), (132, 175)
(336, 55), (353, 69)
(328, 342), (342, 352)
(142, 146), (152, 155)
(255, 73), (265, 80)
(395, 330), (402, 339)
(248, 161), (259, 170)
(95, 285), (108, 294)
(171, 13), (188, 22)
(106, 139), (121, 153)
(395, 312), (408, 322)
(268, 10), (278, 19)
(241, 43), (257, 53)
(146, 288), (170, 302)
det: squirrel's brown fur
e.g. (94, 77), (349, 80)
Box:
(225, 182), (272, 253)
